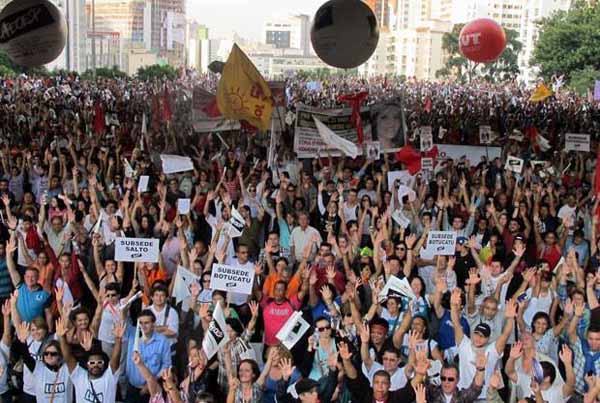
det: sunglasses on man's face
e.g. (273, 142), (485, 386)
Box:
(44, 351), (60, 357)
(87, 360), (104, 366)
(440, 376), (456, 382)
(317, 326), (331, 332)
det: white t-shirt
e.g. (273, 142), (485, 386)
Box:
(98, 299), (128, 344)
(148, 304), (179, 346)
(24, 335), (53, 395)
(33, 362), (72, 403)
(361, 361), (407, 391)
(457, 336), (502, 398)
(70, 365), (120, 403)
(514, 353), (565, 401)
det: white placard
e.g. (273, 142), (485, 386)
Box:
(177, 198), (191, 215)
(479, 125), (492, 144)
(202, 302), (230, 359)
(210, 263), (256, 295)
(425, 231), (457, 256)
(226, 206), (245, 238)
(133, 319), (142, 352)
(114, 237), (160, 262)
(565, 133), (590, 152)
(172, 265), (200, 304)
(313, 116), (360, 159)
(420, 126), (433, 151)
(276, 311), (311, 350)
(160, 154), (194, 174)
(504, 155), (524, 174)
(378, 276), (417, 303)
(391, 210), (411, 228)
(387, 170), (414, 192)
(365, 141), (381, 160)
(138, 175), (149, 193)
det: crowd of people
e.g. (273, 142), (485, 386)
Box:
(0, 71), (598, 403)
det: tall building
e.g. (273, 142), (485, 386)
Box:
(519, 0), (571, 81)
(262, 14), (311, 56)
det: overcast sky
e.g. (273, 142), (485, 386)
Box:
(189, 0), (326, 40)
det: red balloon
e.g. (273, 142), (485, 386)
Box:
(459, 18), (507, 63)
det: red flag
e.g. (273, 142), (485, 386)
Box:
(424, 96), (432, 113)
(395, 145), (438, 175)
(162, 87), (172, 122)
(338, 91), (369, 144)
(93, 101), (105, 135)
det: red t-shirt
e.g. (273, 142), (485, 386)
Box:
(539, 245), (562, 270)
(261, 296), (301, 346)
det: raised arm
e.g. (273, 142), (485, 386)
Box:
(495, 299), (516, 354)
(449, 288), (464, 345)
(56, 316), (77, 373)
(5, 236), (21, 287)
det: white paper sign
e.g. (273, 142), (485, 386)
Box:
(313, 116), (360, 159)
(160, 154), (194, 174)
(387, 170), (414, 192)
(177, 198), (191, 215)
(378, 276), (417, 303)
(479, 125), (492, 144)
(276, 311), (311, 350)
(426, 231), (457, 256)
(172, 265), (200, 304)
(138, 175), (149, 193)
(391, 210), (411, 229)
(504, 155), (524, 174)
(420, 126), (433, 151)
(365, 141), (381, 160)
(398, 185), (416, 204)
(565, 133), (590, 152)
(202, 302), (230, 359)
(226, 206), (245, 238)
(114, 237), (160, 262)
(210, 263), (256, 295)
(133, 319), (142, 353)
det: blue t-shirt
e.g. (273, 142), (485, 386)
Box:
(311, 296), (343, 322)
(16, 283), (50, 322)
(263, 368), (301, 403)
(437, 309), (470, 350)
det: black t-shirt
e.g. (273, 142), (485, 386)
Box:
(454, 251), (476, 289)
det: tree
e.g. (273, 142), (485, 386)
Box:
(531, 1), (600, 81)
(568, 67), (599, 95)
(436, 24), (522, 83)
(0, 49), (49, 77)
(81, 66), (127, 80)
(136, 64), (178, 81)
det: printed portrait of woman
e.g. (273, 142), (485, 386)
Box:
(371, 102), (407, 151)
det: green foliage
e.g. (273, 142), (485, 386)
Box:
(437, 24), (522, 83)
(136, 64), (178, 81)
(296, 67), (358, 80)
(81, 66), (127, 80)
(568, 66), (599, 95)
(531, 1), (600, 82)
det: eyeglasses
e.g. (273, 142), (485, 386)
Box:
(44, 351), (59, 357)
(441, 376), (456, 382)
(87, 360), (104, 366)
(106, 293), (118, 297)
(317, 326), (331, 332)
(396, 247), (406, 251)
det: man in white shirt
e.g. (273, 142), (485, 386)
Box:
(361, 345), (408, 391)
(290, 211), (321, 262)
(146, 284), (179, 348)
(450, 288), (516, 399)
(57, 317), (124, 403)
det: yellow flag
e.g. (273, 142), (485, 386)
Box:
(217, 44), (273, 130)
(529, 84), (553, 102)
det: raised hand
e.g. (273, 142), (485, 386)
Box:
(113, 321), (125, 339)
(504, 299), (518, 318)
(132, 350), (142, 365)
(509, 341), (523, 359)
(320, 285), (333, 304)
(249, 300), (259, 318)
(489, 369), (502, 390)
(326, 265), (336, 282)
(466, 267), (481, 285)
(1, 300), (10, 318)
(559, 344), (572, 364)
(414, 350), (430, 375)
(475, 350), (488, 369)
(55, 316), (68, 338)
(359, 323), (370, 343)
(16, 322), (30, 343)
(279, 357), (295, 381)
(450, 288), (462, 307)
(338, 341), (352, 361)
(80, 330), (93, 351)
(414, 383), (426, 403)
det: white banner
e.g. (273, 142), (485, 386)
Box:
(391, 210), (411, 228)
(172, 265), (200, 304)
(425, 231), (457, 256)
(276, 311), (310, 350)
(504, 155), (524, 174)
(313, 116), (359, 159)
(202, 303), (230, 359)
(293, 105), (371, 158)
(565, 133), (590, 152)
(114, 237), (160, 262)
(210, 263), (255, 295)
(436, 144), (501, 165)
(138, 175), (149, 193)
(177, 198), (191, 215)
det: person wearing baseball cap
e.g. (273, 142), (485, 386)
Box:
(450, 288), (517, 399)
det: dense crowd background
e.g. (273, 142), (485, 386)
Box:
(0, 71), (598, 403)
